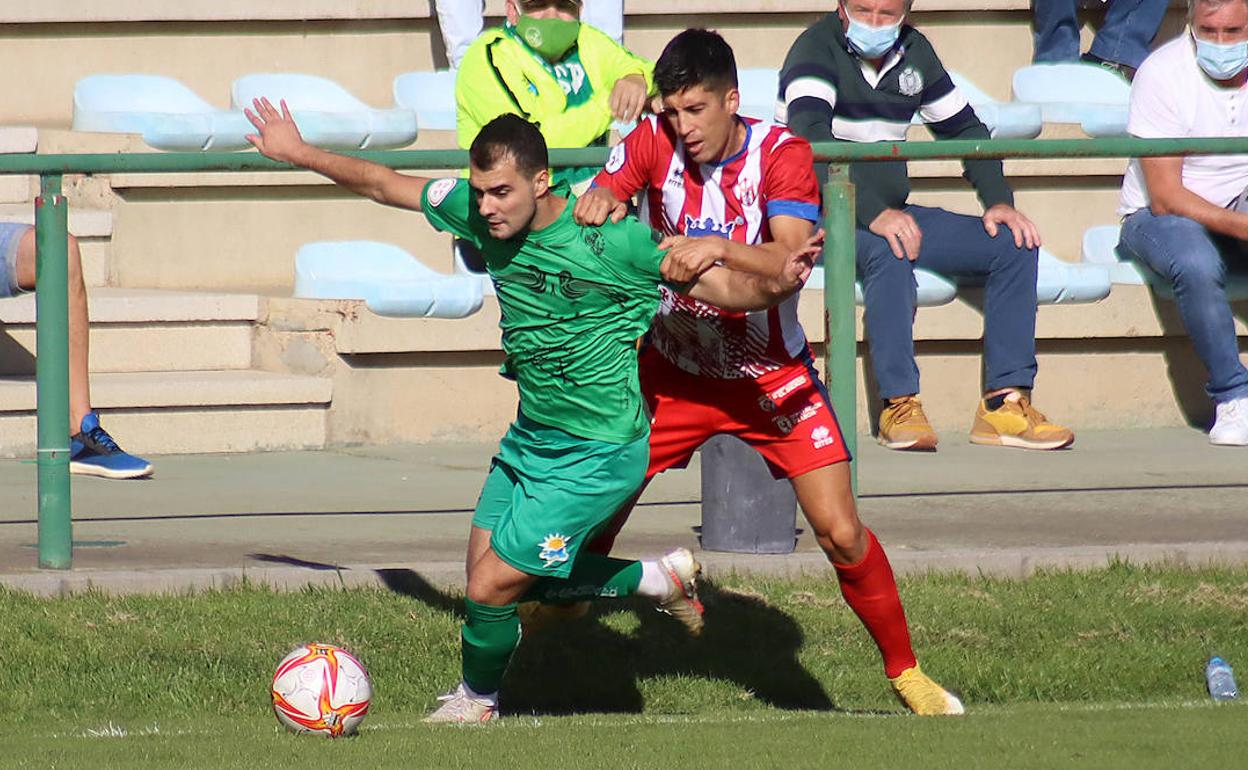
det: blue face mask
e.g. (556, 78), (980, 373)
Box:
(845, 14), (902, 59)
(1195, 35), (1248, 80)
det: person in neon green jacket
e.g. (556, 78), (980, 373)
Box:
(456, 0), (654, 188)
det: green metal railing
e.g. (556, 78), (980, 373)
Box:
(14, 135), (1248, 568)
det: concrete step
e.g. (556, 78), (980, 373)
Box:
(0, 288), (263, 374)
(0, 369), (331, 456)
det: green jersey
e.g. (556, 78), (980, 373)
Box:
(421, 178), (665, 444)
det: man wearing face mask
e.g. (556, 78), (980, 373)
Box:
(436, 0), (623, 69)
(455, 0), (652, 190)
(778, 0), (1075, 453)
(1117, 0), (1248, 446)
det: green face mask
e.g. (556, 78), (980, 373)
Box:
(515, 15), (581, 61)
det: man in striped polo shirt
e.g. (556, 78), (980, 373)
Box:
(779, 0), (1075, 452)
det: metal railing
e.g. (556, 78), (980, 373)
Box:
(12, 135), (1248, 568)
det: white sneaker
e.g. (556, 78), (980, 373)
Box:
(656, 548), (705, 636)
(424, 682), (498, 724)
(1209, 397), (1248, 446)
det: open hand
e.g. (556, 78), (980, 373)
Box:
(245, 97), (307, 164)
(983, 203), (1041, 250)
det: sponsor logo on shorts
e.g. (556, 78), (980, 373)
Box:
(426, 178), (457, 207)
(811, 425), (837, 449)
(538, 533), (571, 568)
(767, 374), (809, 404)
(773, 401), (823, 435)
(758, 396), (777, 413)
(605, 143), (627, 175)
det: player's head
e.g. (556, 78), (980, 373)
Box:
(506, 0), (583, 61)
(468, 115), (551, 240)
(654, 29), (742, 165)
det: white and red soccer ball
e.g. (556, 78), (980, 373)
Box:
(271, 643), (372, 737)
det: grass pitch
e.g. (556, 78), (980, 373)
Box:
(2, 563), (1245, 768)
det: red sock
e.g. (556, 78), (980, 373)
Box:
(834, 529), (917, 679)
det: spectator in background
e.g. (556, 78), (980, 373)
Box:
(1032, 0), (1170, 79)
(0, 224), (152, 478)
(436, 0), (623, 69)
(778, 0), (1074, 452)
(455, 0), (651, 191)
(1117, 0), (1248, 446)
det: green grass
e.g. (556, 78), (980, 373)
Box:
(2, 563), (1246, 768)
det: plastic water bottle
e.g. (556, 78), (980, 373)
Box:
(1205, 657), (1239, 701)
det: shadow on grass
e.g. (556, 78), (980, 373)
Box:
(374, 568), (841, 716)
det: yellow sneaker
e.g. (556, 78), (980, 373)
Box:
(890, 665), (965, 716)
(517, 600), (591, 634)
(877, 396), (939, 451)
(970, 391), (1074, 450)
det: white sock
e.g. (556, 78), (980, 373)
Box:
(637, 560), (670, 599)
(462, 681), (498, 706)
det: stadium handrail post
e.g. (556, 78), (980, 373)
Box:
(822, 165), (858, 496)
(35, 174), (72, 570)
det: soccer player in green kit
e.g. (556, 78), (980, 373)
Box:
(245, 99), (818, 723)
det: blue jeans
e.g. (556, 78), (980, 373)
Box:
(1032, 0), (1168, 69)
(1118, 209), (1248, 404)
(856, 205), (1040, 400)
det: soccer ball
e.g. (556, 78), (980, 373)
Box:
(270, 643), (372, 737)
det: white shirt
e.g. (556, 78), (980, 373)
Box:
(1119, 34), (1248, 216)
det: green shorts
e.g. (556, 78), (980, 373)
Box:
(472, 414), (649, 578)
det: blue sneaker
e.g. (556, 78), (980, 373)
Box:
(69, 412), (153, 480)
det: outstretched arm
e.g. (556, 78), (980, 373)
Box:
(678, 229), (822, 312)
(658, 217), (817, 283)
(246, 97), (432, 211)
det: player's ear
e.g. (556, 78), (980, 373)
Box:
(505, 0), (520, 26)
(532, 166), (551, 197)
(724, 86), (740, 115)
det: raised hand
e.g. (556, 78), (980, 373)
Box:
(245, 97), (308, 164)
(779, 228), (823, 291)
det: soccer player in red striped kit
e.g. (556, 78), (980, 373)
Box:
(572, 28), (963, 715)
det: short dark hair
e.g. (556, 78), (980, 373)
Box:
(469, 114), (549, 178)
(654, 29), (738, 97)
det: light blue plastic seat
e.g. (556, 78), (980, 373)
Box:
(1012, 63), (1130, 137)
(1082, 223), (1248, 299)
(393, 71), (458, 132)
(294, 241), (483, 318)
(948, 72), (1042, 139)
(1034, 248), (1112, 303)
(906, 71), (1042, 139)
(738, 68), (781, 122)
(453, 241), (497, 298)
(72, 74), (253, 151)
(804, 265), (959, 307)
(232, 74), (417, 150)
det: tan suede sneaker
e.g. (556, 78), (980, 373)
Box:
(877, 396), (939, 451)
(970, 391), (1074, 450)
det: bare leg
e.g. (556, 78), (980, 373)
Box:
(14, 229), (92, 430)
(789, 463), (867, 565)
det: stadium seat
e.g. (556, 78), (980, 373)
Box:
(294, 241), (484, 318)
(947, 72), (1042, 139)
(738, 68), (781, 123)
(232, 74), (417, 150)
(1011, 63), (1130, 137)
(453, 240), (496, 297)
(804, 266), (959, 307)
(393, 71), (457, 132)
(72, 74), (253, 151)
(1083, 224), (1248, 299)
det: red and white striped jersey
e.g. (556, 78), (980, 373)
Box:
(593, 115), (821, 379)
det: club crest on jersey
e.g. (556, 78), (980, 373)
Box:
(538, 533), (571, 568)
(733, 179), (759, 208)
(605, 143), (626, 175)
(898, 67), (924, 97)
(684, 215), (743, 240)
(426, 178), (457, 207)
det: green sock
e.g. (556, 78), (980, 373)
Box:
(461, 599), (521, 695)
(523, 554), (643, 603)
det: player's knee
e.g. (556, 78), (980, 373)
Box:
(814, 516), (866, 560)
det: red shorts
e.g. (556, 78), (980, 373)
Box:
(640, 346), (852, 480)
